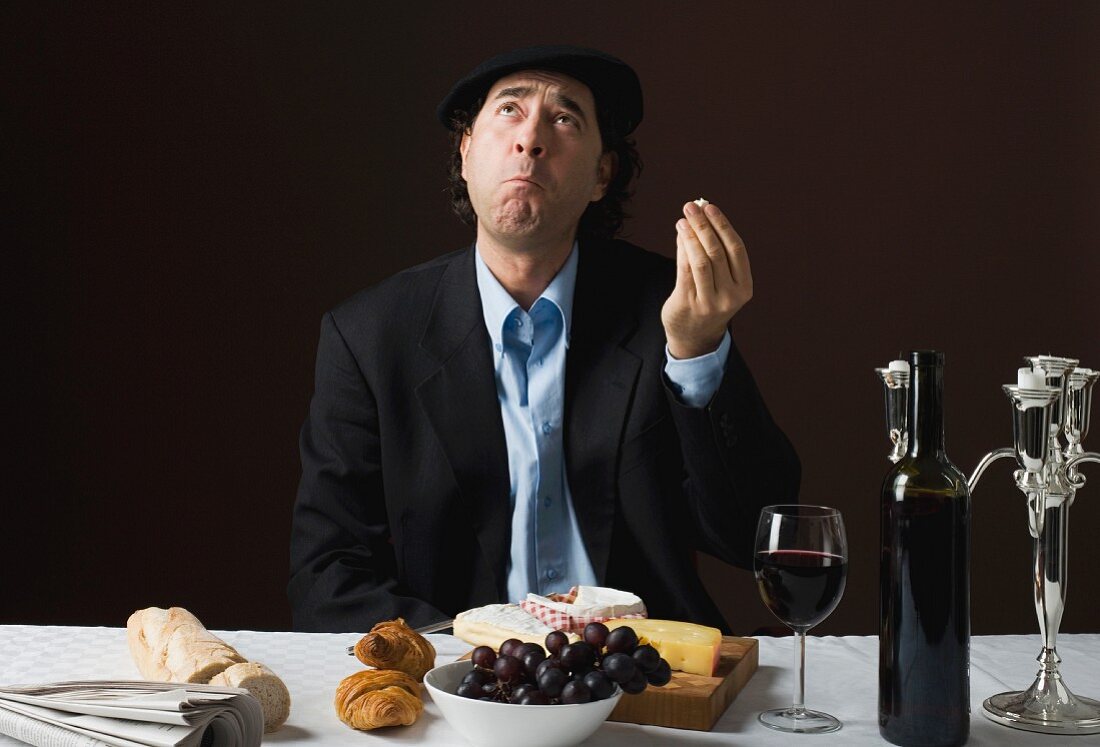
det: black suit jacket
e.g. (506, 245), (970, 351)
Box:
(288, 238), (800, 633)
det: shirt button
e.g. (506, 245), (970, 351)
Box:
(541, 422), (552, 435)
(547, 569), (558, 580)
(494, 343), (502, 352)
(543, 496), (551, 508)
(513, 317), (523, 327)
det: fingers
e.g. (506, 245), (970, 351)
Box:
(701, 202), (752, 290)
(677, 219), (715, 300)
(683, 202), (733, 291)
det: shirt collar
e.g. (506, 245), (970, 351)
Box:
(474, 241), (578, 349)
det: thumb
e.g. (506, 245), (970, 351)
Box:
(674, 234), (694, 297)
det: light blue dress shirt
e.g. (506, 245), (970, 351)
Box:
(474, 243), (730, 601)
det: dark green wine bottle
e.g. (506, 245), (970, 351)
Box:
(879, 350), (971, 746)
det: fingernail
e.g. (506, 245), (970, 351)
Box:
(704, 203), (720, 217)
(685, 202), (699, 216)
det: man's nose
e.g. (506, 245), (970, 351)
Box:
(513, 118), (546, 157)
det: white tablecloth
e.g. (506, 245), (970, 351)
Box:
(1, 626), (1098, 745)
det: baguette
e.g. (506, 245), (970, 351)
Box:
(209, 662), (291, 733)
(126, 606), (245, 683)
(126, 606), (291, 732)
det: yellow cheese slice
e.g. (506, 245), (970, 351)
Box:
(605, 618), (722, 676)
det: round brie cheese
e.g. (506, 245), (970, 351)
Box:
(453, 603), (576, 648)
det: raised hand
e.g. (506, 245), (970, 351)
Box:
(660, 200), (752, 360)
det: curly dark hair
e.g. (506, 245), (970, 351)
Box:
(446, 95), (642, 241)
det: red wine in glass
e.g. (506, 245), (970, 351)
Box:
(756, 549), (847, 630)
(754, 504), (848, 734)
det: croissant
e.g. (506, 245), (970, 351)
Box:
(354, 618), (436, 681)
(335, 669), (423, 730)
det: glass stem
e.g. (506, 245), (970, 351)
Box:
(791, 630), (806, 716)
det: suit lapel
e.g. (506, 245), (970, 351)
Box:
(415, 247), (511, 600)
(565, 241), (642, 584)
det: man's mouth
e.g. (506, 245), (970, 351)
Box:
(505, 176), (541, 188)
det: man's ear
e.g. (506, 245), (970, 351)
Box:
(460, 129), (472, 181)
(591, 150), (616, 202)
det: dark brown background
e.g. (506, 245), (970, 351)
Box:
(3, 2), (1098, 636)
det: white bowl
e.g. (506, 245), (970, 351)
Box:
(424, 660), (623, 747)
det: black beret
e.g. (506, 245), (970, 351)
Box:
(436, 45), (643, 135)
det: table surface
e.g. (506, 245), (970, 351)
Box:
(1, 626), (1098, 745)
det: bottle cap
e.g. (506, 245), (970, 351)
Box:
(909, 350), (944, 366)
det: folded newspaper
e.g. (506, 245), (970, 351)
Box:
(0, 681), (262, 747)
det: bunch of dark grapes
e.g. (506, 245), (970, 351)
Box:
(453, 623), (672, 705)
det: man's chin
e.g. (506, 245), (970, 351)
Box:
(490, 203), (541, 237)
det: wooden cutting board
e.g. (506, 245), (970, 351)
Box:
(608, 636), (758, 731)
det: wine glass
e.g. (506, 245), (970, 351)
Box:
(754, 504), (848, 733)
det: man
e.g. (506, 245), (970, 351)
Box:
(288, 46), (800, 633)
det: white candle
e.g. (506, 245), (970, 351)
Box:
(1018, 367), (1047, 389)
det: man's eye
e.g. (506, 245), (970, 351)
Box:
(498, 103), (518, 116)
(554, 114), (575, 125)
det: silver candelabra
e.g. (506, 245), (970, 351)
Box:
(877, 354), (1100, 735)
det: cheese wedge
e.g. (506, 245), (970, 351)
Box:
(571, 586), (646, 617)
(453, 603), (578, 649)
(605, 618), (722, 676)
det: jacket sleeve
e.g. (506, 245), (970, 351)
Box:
(288, 311), (447, 632)
(664, 337), (801, 569)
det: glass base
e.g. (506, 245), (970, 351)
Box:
(759, 707), (842, 733)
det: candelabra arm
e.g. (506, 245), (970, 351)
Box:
(1064, 452), (1100, 470)
(1064, 451), (1100, 490)
(969, 448), (1016, 493)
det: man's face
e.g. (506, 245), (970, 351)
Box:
(460, 70), (613, 247)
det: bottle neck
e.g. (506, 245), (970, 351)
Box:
(908, 360), (946, 457)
